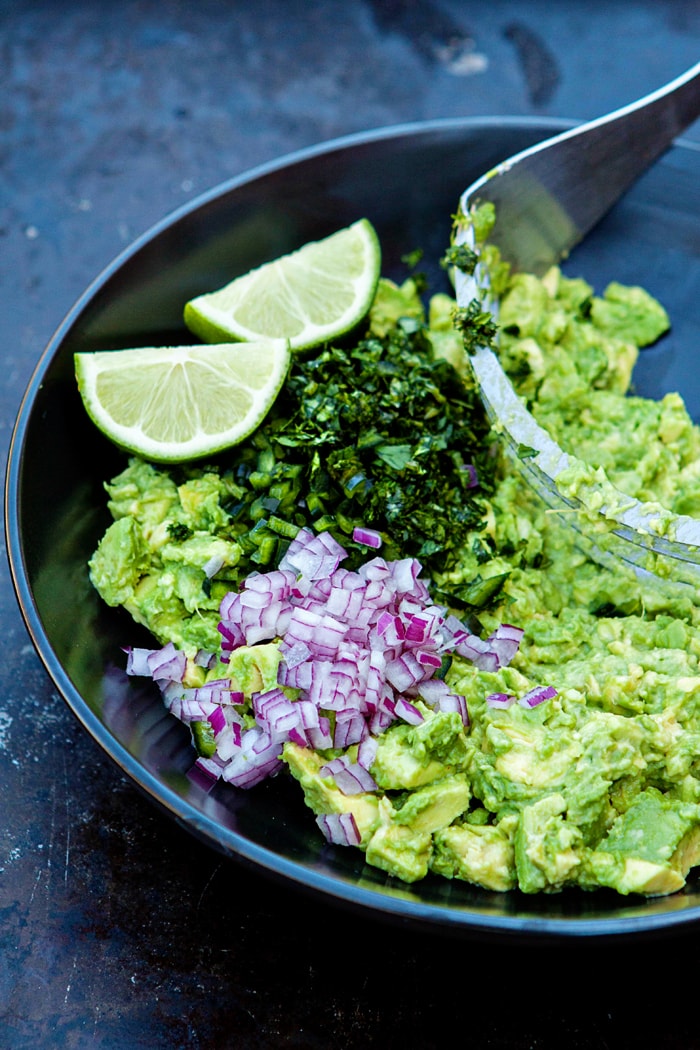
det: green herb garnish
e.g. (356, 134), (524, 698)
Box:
(441, 243), (478, 275)
(193, 312), (497, 593)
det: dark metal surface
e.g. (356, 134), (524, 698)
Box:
(3, 2), (700, 1046)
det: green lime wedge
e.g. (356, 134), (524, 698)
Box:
(74, 340), (291, 463)
(183, 218), (381, 351)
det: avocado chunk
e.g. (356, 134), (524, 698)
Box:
(227, 642), (282, 695)
(362, 773), (471, 883)
(370, 710), (469, 791)
(584, 789), (700, 896)
(392, 774), (471, 835)
(283, 742), (380, 845)
(589, 282), (670, 347)
(364, 822), (432, 883)
(90, 458), (244, 655)
(514, 793), (584, 893)
(89, 515), (149, 607)
(432, 817), (517, 891)
(368, 276), (425, 338)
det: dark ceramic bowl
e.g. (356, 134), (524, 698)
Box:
(8, 118), (700, 940)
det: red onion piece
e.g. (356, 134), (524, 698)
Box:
(352, 526), (383, 549)
(519, 685), (557, 708)
(385, 651), (426, 693)
(126, 529), (532, 796)
(203, 553), (225, 579)
(462, 463), (479, 488)
(208, 706), (227, 735)
(320, 755), (378, 794)
(333, 710), (368, 748)
(487, 623), (525, 668)
(280, 528), (346, 580)
(416, 650), (442, 669)
(193, 649), (216, 669)
(395, 697), (425, 725)
(316, 811), (361, 847)
(486, 692), (516, 709)
(357, 736), (379, 771)
(456, 634), (500, 672)
(279, 640), (312, 669)
(147, 642), (187, 683)
(124, 646), (156, 677)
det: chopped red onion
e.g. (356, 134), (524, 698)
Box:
(316, 811), (361, 847)
(244, 569), (297, 596)
(203, 553), (225, 579)
(280, 528), (346, 580)
(220, 726), (284, 787)
(455, 633), (500, 672)
(486, 692), (516, 709)
(357, 736), (379, 771)
(124, 646), (155, 677)
(333, 710), (368, 749)
(416, 649), (443, 669)
(462, 463), (479, 488)
(435, 692), (469, 724)
(216, 720), (242, 759)
(306, 719), (333, 749)
(141, 642), (187, 683)
(519, 685), (557, 708)
(193, 648), (217, 670)
(395, 697), (425, 725)
(165, 694), (217, 724)
(358, 556), (391, 582)
(404, 614), (430, 644)
(279, 640), (312, 669)
(253, 688), (301, 737)
(488, 623), (525, 668)
(126, 529), (531, 796)
(414, 678), (468, 725)
(217, 622), (245, 653)
(369, 693), (397, 735)
(390, 557), (424, 597)
(208, 706), (227, 735)
(320, 755), (378, 795)
(385, 651), (426, 693)
(352, 526), (383, 549)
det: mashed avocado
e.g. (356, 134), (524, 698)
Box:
(92, 256), (700, 897)
(90, 460), (243, 653)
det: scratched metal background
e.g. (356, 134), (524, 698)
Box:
(2, 2), (700, 1047)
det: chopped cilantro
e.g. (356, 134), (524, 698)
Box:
(186, 310), (498, 596)
(452, 299), (499, 354)
(167, 521), (193, 541)
(401, 247), (424, 270)
(441, 243), (478, 275)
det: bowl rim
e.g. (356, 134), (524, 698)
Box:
(7, 114), (700, 940)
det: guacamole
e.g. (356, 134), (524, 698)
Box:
(92, 257), (700, 897)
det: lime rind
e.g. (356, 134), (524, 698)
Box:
(183, 218), (381, 351)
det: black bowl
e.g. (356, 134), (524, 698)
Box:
(8, 117), (700, 940)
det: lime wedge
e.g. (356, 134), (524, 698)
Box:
(183, 218), (381, 350)
(74, 340), (290, 463)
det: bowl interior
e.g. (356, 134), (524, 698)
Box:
(8, 118), (700, 938)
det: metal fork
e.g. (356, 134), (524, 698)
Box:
(452, 62), (700, 588)
(457, 61), (700, 276)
